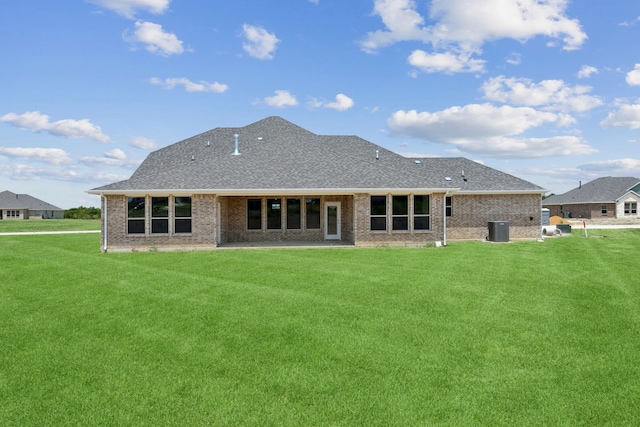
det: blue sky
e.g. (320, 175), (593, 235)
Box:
(1, 0), (639, 209)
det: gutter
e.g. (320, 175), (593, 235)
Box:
(87, 187), (461, 197)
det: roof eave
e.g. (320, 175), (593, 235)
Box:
(88, 187), (464, 196)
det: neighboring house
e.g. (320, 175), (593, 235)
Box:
(543, 177), (640, 220)
(88, 117), (545, 251)
(0, 191), (64, 220)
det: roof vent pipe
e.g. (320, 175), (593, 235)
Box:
(375, 150), (379, 160)
(232, 134), (240, 155)
(579, 180), (582, 189)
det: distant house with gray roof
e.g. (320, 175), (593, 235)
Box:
(0, 191), (64, 220)
(543, 177), (640, 220)
(88, 117), (545, 251)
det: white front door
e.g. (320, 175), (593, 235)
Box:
(324, 202), (341, 240)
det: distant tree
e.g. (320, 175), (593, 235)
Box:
(64, 206), (101, 219)
(542, 193), (555, 200)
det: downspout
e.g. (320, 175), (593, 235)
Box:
(102, 194), (108, 252)
(443, 192), (450, 246)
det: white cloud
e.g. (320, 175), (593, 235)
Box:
(0, 147), (73, 165)
(600, 103), (640, 129)
(125, 21), (184, 56)
(260, 90), (298, 108)
(408, 49), (485, 74)
(105, 148), (127, 160)
(625, 64), (640, 86)
(360, 0), (586, 74)
(0, 111), (111, 143)
(324, 94), (355, 111)
(80, 149), (141, 168)
(242, 24), (280, 60)
(360, 0), (430, 53)
(427, 0), (586, 50)
(481, 76), (603, 113)
(578, 65), (598, 79)
(0, 163), (81, 182)
(88, 0), (170, 18)
(150, 77), (228, 93)
(505, 52), (522, 65)
(578, 158), (640, 174)
(307, 94), (355, 111)
(130, 136), (157, 149)
(388, 104), (597, 158)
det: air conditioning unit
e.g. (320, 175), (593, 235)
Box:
(488, 221), (509, 242)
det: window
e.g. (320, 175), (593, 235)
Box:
(414, 195), (430, 230)
(287, 198), (301, 229)
(267, 198), (282, 230)
(247, 199), (262, 230)
(625, 202), (638, 215)
(306, 198), (320, 229)
(151, 197), (169, 234)
(371, 196), (387, 231)
(601, 205), (608, 215)
(127, 197), (145, 234)
(392, 195), (408, 231)
(175, 197), (192, 233)
(445, 196), (453, 217)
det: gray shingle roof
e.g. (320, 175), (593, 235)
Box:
(0, 191), (63, 211)
(543, 177), (640, 205)
(90, 116), (544, 194)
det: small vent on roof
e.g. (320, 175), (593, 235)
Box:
(191, 155), (195, 161)
(414, 160), (421, 164)
(376, 150), (379, 160)
(258, 137), (263, 141)
(207, 141), (210, 147)
(445, 177), (452, 181)
(232, 134), (240, 156)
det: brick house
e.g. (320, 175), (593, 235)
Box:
(543, 176), (640, 220)
(88, 117), (545, 251)
(0, 190), (64, 220)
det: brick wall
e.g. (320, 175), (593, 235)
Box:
(102, 192), (542, 250)
(353, 193), (445, 246)
(543, 203), (616, 219)
(446, 194), (541, 240)
(223, 195), (353, 243)
(102, 194), (217, 252)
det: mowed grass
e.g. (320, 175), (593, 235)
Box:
(0, 219), (100, 233)
(1, 231), (639, 426)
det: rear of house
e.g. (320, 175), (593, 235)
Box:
(89, 117), (546, 251)
(543, 177), (640, 220)
(0, 191), (64, 220)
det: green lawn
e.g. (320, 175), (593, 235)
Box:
(0, 219), (100, 233)
(1, 231), (639, 426)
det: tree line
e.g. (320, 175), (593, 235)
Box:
(64, 206), (101, 219)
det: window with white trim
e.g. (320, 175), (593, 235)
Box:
(247, 199), (262, 230)
(392, 195), (408, 231)
(306, 198), (320, 229)
(370, 196), (387, 231)
(414, 195), (430, 230)
(127, 197), (145, 234)
(174, 197), (192, 233)
(625, 202), (637, 215)
(151, 197), (169, 234)
(267, 198), (282, 230)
